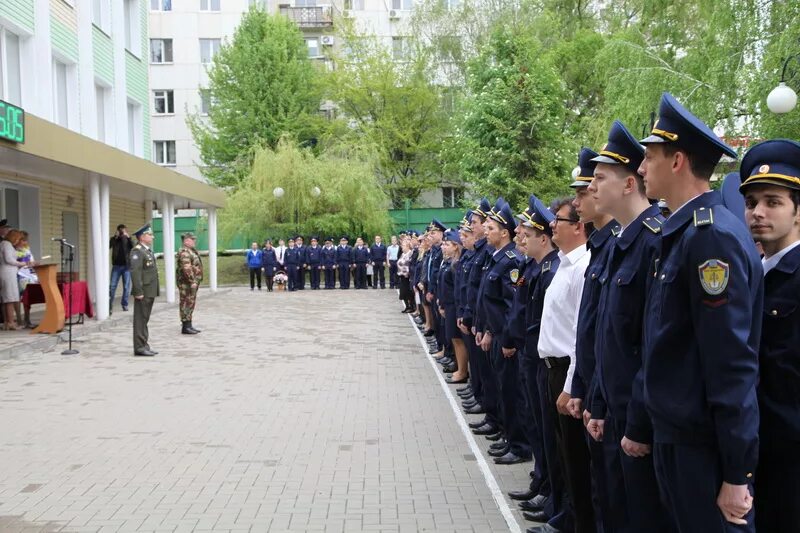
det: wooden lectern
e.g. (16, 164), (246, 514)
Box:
(32, 263), (65, 334)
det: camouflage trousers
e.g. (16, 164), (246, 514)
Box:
(178, 283), (198, 321)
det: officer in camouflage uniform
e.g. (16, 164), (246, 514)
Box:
(129, 224), (160, 356)
(177, 232), (203, 335)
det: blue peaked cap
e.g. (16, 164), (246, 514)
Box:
(517, 194), (554, 235)
(474, 197), (492, 218)
(571, 147), (600, 187)
(592, 121), (645, 175)
(444, 228), (462, 245)
(488, 198), (517, 232)
(719, 172), (746, 224)
(739, 139), (800, 193)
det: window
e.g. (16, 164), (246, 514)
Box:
(150, 0), (172, 10)
(0, 28), (22, 106)
(442, 187), (462, 208)
(150, 39), (173, 63)
(127, 101), (141, 156)
(53, 60), (70, 127)
(199, 89), (211, 115)
(295, 0), (317, 6)
(306, 38), (320, 58)
(154, 141), (176, 166)
(392, 37), (406, 60)
(392, 0), (413, 9)
(199, 39), (221, 64)
(95, 84), (109, 142)
(200, 0), (221, 10)
(92, 0), (110, 32)
(343, 0), (364, 9)
(124, 0), (141, 55)
(442, 0), (459, 8)
(153, 90), (174, 114)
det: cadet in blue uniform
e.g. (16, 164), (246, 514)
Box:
(570, 147), (617, 532)
(639, 92), (762, 531)
(440, 229), (468, 384)
(739, 139), (800, 533)
(336, 236), (352, 289)
(284, 238), (300, 292)
(455, 214), (477, 387)
(588, 121), (671, 532)
(261, 240), (278, 292)
(295, 236), (307, 290)
(478, 200), (531, 465)
(321, 238), (337, 289)
(425, 220), (446, 360)
(370, 236), (387, 289)
(306, 237), (322, 289)
(352, 237), (371, 289)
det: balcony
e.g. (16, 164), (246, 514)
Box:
(278, 5), (333, 28)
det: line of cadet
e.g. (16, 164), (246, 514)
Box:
(266, 235), (392, 291)
(401, 92), (798, 533)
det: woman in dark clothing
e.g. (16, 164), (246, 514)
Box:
(396, 239), (415, 312)
(438, 229), (466, 383)
(261, 240), (278, 292)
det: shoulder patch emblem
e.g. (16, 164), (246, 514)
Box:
(693, 207), (714, 227)
(510, 269), (519, 283)
(698, 259), (729, 295)
(643, 217), (663, 234)
(505, 250), (517, 259)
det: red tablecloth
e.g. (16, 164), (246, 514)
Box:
(22, 281), (95, 318)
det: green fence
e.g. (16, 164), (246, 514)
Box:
(152, 208), (467, 253)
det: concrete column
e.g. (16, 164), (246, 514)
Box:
(88, 175), (107, 320)
(97, 177), (110, 320)
(208, 207), (218, 292)
(162, 194), (176, 303)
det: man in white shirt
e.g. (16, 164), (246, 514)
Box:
(536, 198), (592, 533)
(387, 235), (400, 289)
(274, 239), (287, 269)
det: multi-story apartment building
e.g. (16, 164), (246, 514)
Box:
(0, 0), (224, 321)
(148, 0), (454, 206)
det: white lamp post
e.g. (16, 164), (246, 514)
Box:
(767, 54), (800, 114)
(273, 187), (285, 198)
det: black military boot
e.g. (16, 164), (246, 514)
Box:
(182, 321), (198, 334)
(188, 321), (201, 333)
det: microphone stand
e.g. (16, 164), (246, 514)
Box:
(61, 240), (78, 355)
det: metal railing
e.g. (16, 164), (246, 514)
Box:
(278, 5), (333, 28)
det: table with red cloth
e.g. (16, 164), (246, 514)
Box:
(22, 281), (95, 321)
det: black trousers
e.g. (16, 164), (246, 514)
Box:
(372, 261), (385, 288)
(249, 267), (262, 289)
(309, 266), (320, 289)
(354, 264), (367, 288)
(265, 275), (274, 291)
(538, 359), (571, 531)
(491, 340), (531, 458)
(337, 264), (350, 288)
(520, 351), (549, 495)
(464, 332), (484, 405)
(297, 267), (306, 289)
(324, 266), (336, 288)
(389, 260), (398, 288)
(756, 436), (796, 533)
(547, 360), (595, 533)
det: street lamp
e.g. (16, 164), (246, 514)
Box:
(273, 187), (285, 198)
(272, 186), (321, 233)
(767, 51), (800, 114)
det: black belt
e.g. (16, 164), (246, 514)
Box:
(543, 356), (570, 369)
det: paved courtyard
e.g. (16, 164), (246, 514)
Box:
(0, 288), (533, 532)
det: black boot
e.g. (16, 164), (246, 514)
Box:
(189, 321), (201, 333)
(182, 321), (198, 335)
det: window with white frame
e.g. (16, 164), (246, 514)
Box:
(343, 0), (364, 9)
(95, 84), (110, 142)
(295, 0), (317, 6)
(442, 187), (462, 208)
(150, 39), (173, 63)
(92, 0), (111, 32)
(0, 27), (22, 107)
(53, 60), (71, 128)
(153, 89), (174, 114)
(124, 0), (141, 55)
(127, 101), (141, 156)
(200, 0), (221, 11)
(392, 0), (413, 9)
(150, 0), (172, 10)
(199, 39), (221, 64)
(392, 37), (407, 60)
(153, 140), (176, 166)
(306, 38), (320, 58)
(199, 89), (211, 115)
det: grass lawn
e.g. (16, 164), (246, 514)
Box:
(156, 254), (250, 287)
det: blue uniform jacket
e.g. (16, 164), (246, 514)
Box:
(438, 258), (456, 306)
(505, 257), (539, 351)
(759, 244), (800, 442)
(463, 238), (492, 329)
(335, 245), (352, 264)
(426, 244), (443, 296)
(572, 222), (619, 407)
(284, 247), (300, 267)
(295, 245), (307, 265)
(321, 246), (336, 267)
(523, 250), (560, 357)
(353, 246), (371, 264)
(455, 249), (476, 319)
(370, 243), (387, 262)
(261, 248), (278, 274)
(593, 205), (663, 443)
(479, 242), (522, 347)
(306, 246), (321, 266)
(643, 191), (763, 485)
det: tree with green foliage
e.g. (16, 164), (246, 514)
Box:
(325, 22), (450, 208)
(188, 8), (325, 188)
(220, 139), (392, 243)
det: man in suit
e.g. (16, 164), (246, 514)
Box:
(306, 237), (322, 289)
(336, 236), (352, 289)
(321, 238), (337, 289)
(295, 236), (307, 290)
(353, 237), (371, 289)
(370, 235), (387, 289)
(129, 224), (160, 356)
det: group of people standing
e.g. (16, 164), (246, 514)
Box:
(245, 235), (401, 292)
(397, 92), (798, 533)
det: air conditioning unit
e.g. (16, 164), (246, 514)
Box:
(321, 35), (335, 46)
(342, 9), (353, 17)
(389, 9), (400, 19)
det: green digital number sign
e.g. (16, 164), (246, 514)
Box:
(0, 99), (25, 144)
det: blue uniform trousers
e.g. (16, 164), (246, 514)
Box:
(653, 442), (755, 533)
(324, 267), (336, 289)
(287, 266), (299, 291)
(309, 266), (320, 289)
(756, 437), (800, 533)
(490, 340), (531, 458)
(602, 415), (671, 533)
(372, 261), (385, 288)
(519, 352), (549, 495)
(338, 264), (351, 289)
(475, 341), (501, 429)
(354, 264), (367, 288)
(585, 430), (612, 533)
(463, 332), (484, 405)
(297, 266), (306, 289)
